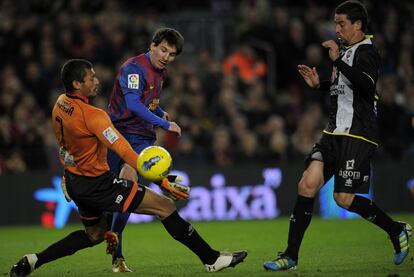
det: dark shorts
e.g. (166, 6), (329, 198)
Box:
(64, 170), (146, 226)
(305, 133), (376, 194)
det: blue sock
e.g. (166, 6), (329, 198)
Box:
(111, 212), (131, 262)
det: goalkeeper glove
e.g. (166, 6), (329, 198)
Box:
(157, 175), (190, 200)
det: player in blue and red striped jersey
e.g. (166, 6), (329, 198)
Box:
(9, 59), (247, 277)
(106, 28), (183, 272)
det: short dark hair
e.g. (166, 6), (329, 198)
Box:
(152, 27), (184, 55)
(335, 0), (368, 32)
(61, 59), (93, 92)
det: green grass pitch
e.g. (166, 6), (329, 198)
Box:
(1, 214), (413, 276)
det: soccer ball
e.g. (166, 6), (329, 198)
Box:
(137, 146), (172, 182)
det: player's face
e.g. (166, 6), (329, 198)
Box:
(334, 13), (363, 45)
(149, 40), (177, 70)
(79, 68), (99, 98)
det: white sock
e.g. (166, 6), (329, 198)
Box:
(25, 254), (38, 272)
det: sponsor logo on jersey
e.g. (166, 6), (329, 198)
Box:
(339, 159), (360, 180)
(345, 159), (355, 170)
(148, 98), (160, 111)
(330, 84), (345, 95)
(340, 169), (360, 180)
(102, 127), (119, 144)
(128, 74), (139, 89)
(115, 195), (123, 204)
(59, 147), (76, 166)
(345, 178), (353, 187)
(345, 49), (352, 61)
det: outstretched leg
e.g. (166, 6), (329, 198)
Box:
(135, 187), (248, 272)
(335, 193), (411, 265)
(10, 217), (106, 277)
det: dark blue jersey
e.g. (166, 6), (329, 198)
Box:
(107, 53), (169, 139)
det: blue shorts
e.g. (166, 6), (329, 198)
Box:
(107, 134), (155, 178)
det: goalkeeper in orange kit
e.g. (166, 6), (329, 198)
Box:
(9, 59), (247, 277)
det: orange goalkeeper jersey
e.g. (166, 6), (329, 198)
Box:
(52, 92), (138, 177)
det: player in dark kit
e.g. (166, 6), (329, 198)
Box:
(105, 28), (183, 272)
(264, 0), (411, 271)
(9, 59), (247, 277)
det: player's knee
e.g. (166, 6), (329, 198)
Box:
(120, 163), (138, 182)
(85, 228), (106, 245)
(298, 179), (319, 197)
(333, 192), (353, 209)
(158, 197), (176, 219)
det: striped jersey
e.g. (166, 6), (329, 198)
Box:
(107, 53), (168, 138)
(321, 37), (380, 146)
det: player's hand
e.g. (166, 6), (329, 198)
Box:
(322, 40), (340, 61)
(157, 175), (190, 200)
(168, 121), (181, 136)
(297, 64), (320, 88)
(163, 111), (169, 121)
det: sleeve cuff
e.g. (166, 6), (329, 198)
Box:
(333, 57), (343, 67)
(160, 120), (170, 130)
(318, 80), (331, 91)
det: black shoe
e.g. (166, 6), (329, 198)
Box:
(204, 250), (248, 272)
(9, 256), (33, 277)
(229, 251), (248, 268)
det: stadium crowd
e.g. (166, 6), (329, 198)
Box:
(1, 0), (414, 174)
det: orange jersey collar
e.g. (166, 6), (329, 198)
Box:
(66, 92), (90, 103)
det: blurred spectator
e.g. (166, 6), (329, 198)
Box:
(41, 122), (61, 174)
(222, 44), (267, 86)
(175, 134), (205, 164)
(210, 126), (234, 166)
(0, 88), (18, 118)
(236, 131), (264, 162)
(259, 115), (288, 162)
(377, 75), (405, 159)
(4, 150), (26, 174)
(0, 116), (21, 158)
(399, 83), (414, 160)
(0, 0), (413, 173)
(397, 50), (414, 88)
(241, 80), (271, 128)
(290, 104), (322, 159)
